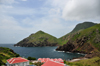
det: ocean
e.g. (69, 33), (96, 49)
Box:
(0, 44), (85, 60)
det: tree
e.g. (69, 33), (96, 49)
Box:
(16, 54), (20, 57)
(27, 57), (36, 60)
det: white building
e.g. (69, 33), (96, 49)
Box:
(7, 57), (29, 66)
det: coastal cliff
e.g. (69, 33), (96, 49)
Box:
(56, 24), (100, 58)
(58, 22), (97, 45)
(0, 47), (20, 65)
(14, 30), (58, 47)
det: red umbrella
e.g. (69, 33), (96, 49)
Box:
(53, 58), (58, 61)
(38, 58), (42, 61)
(58, 58), (63, 62)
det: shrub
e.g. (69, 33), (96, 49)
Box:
(16, 54), (20, 57)
(27, 57), (36, 60)
(33, 62), (43, 66)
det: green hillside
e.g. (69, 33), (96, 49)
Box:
(56, 24), (100, 57)
(58, 22), (97, 45)
(65, 57), (100, 66)
(0, 47), (20, 65)
(71, 22), (97, 33)
(14, 30), (58, 47)
(72, 24), (100, 51)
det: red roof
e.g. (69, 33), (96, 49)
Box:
(7, 57), (29, 64)
(41, 60), (65, 66)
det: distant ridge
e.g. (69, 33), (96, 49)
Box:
(71, 22), (97, 33)
(56, 24), (100, 58)
(58, 22), (97, 45)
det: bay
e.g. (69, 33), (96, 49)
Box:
(0, 44), (85, 60)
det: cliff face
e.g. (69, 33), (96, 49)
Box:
(56, 24), (100, 58)
(14, 30), (58, 47)
(58, 22), (97, 45)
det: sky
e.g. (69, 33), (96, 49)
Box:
(0, 0), (100, 44)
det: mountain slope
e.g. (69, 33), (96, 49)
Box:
(71, 22), (97, 33)
(58, 22), (97, 45)
(14, 30), (58, 47)
(0, 47), (20, 65)
(56, 24), (100, 58)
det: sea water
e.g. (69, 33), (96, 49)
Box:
(0, 44), (85, 60)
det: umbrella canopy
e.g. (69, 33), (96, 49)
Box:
(38, 58), (64, 63)
(38, 58), (42, 61)
(58, 58), (63, 62)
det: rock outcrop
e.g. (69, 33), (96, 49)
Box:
(58, 22), (97, 45)
(56, 24), (100, 58)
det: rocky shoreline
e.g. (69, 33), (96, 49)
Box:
(14, 42), (58, 47)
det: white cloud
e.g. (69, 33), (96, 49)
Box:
(0, 0), (100, 43)
(45, 0), (68, 9)
(0, 4), (36, 16)
(0, 0), (17, 4)
(21, 0), (27, 1)
(62, 0), (100, 21)
(0, 15), (36, 43)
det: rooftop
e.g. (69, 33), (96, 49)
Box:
(7, 57), (29, 64)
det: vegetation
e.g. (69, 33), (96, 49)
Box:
(57, 24), (100, 58)
(71, 22), (97, 33)
(33, 62), (44, 66)
(14, 22), (97, 46)
(29, 61), (43, 66)
(71, 24), (100, 52)
(0, 47), (20, 65)
(27, 30), (58, 43)
(15, 30), (58, 47)
(27, 56), (36, 60)
(58, 22), (97, 45)
(65, 57), (100, 66)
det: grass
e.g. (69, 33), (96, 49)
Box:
(58, 22), (96, 45)
(65, 57), (100, 66)
(68, 24), (100, 52)
(0, 47), (20, 65)
(18, 30), (58, 45)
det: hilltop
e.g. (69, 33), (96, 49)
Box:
(14, 30), (58, 47)
(58, 22), (97, 45)
(56, 24), (100, 58)
(0, 47), (20, 65)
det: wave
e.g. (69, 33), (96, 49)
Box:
(57, 51), (65, 52)
(14, 46), (20, 47)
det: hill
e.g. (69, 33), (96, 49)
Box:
(14, 30), (58, 47)
(58, 22), (97, 45)
(65, 57), (100, 66)
(0, 47), (20, 65)
(56, 24), (100, 58)
(71, 22), (97, 33)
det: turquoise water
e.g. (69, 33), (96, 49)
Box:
(0, 44), (85, 60)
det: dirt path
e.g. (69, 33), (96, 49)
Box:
(69, 58), (87, 62)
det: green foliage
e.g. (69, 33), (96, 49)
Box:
(17, 30), (58, 46)
(0, 47), (20, 65)
(29, 62), (33, 65)
(65, 57), (100, 66)
(64, 60), (66, 64)
(58, 22), (96, 45)
(33, 62), (43, 66)
(71, 22), (97, 33)
(16, 54), (20, 57)
(27, 56), (36, 60)
(74, 24), (100, 51)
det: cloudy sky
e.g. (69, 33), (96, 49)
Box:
(0, 0), (100, 44)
